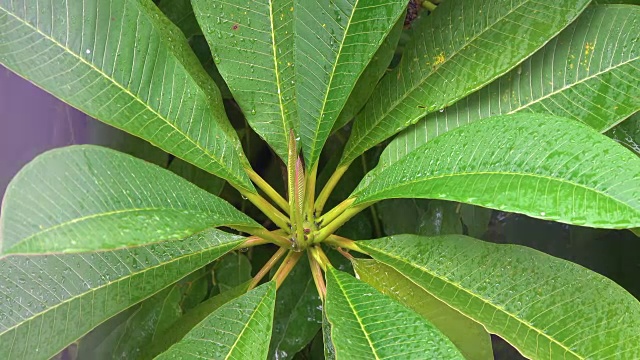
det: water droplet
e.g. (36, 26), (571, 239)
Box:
(85, 49), (91, 54)
(250, 108), (256, 115)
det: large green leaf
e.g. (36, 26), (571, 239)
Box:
(0, 146), (260, 254)
(353, 259), (493, 360)
(0, 0), (253, 192)
(608, 112), (640, 155)
(0, 229), (243, 360)
(331, 16), (404, 133)
(361, 235), (640, 359)
(352, 114), (640, 229)
(104, 285), (182, 359)
(191, 0), (297, 161)
(379, 4), (640, 170)
(340, 0), (591, 166)
(324, 267), (464, 359)
(141, 281), (251, 359)
(156, 281), (276, 360)
(295, 0), (408, 168)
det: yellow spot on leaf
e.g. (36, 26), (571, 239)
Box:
(433, 52), (446, 66)
(584, 42), (595, 56)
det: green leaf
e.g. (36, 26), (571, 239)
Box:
(353, 259), (493, 360)
(607, 112), (640, 155)
(331, 16), (404, 133)
(0, 146), (260, 254)
(0, 229), (243, 360)
(109, 285), (183, 359)
(340, 0), (591, 166)
(214, 252), (252, 293)
(191, 0), (297, 161)
(360, 235), (640, 359)
(156, 281), (276, 360)
(158, 0), (202, 39)
(352, 114), (640, 229)
(379, 4), (640, 170)
(142, 281), (251, 359)
(324, 267), (464, 359)
(269, 255), (322, 360)
(295, 0), (408, 168)
(0, 0), (254, 192)
(460, 204), (493, 239)
(190, 35), (233, 99)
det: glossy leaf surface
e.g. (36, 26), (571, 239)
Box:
(361, 235), (640, 359)
(0, 0), (253, 192)
(380, 5), (640, 170)
(156, 281), (276, 360)
(331, 16), (404, 133)
(142, 281), (251, 359)
(0, 229), (243, 360)
(353, 259), (493, 360)
(295, 0), (407, 168)
(353, 114), (640, 229)
(0, 146), (260, 254)
(340, 0), (591, 166)
(192, 0), (297, 161)
(324, 267), (464, 359)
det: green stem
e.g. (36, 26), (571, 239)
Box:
(273, 251), (303, 289)
(248, 247), (287, 290)
(317, 198), (355, 227)
(235, 227), (291, 248)
(314, 204), (368, 243)
(422, 1), (437, 11)
(308, 252), (326, 300)
(315, 163), (350, 214)
(325, 235), (365, 254)
(236, 190), (290, 230)
(246, 168), (289, 215)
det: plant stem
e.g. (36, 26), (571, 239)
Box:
(235, 227), (291, 248)
(314, 204), (368, 243)
(248, 247), (287, 290)
(273, 251), (303, 289)
(241, 190), (290, 231)
(246, 168), (289, 214)
(304, 162), (318, 222)
(308, 252), (327, 300)
(324, 234), (366, 254)
(335, 246), (355, 261)
(422, 1), (437, 11)
(317, 198), (355, 227)
(309, 246), (332, 271)
(359, 154), (382, 238)
(315, 163), (350, 214)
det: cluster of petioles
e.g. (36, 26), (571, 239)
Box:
(235, 130), (365, 300)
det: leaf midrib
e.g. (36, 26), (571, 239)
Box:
(341, 0), (533, 163)
(333, 273), (381, 360)
(224, 285), (271, 360)
(365, 246), (584, 360)
(268, 0), (291, 155)
(0, 239), (240, 347)
(0, 5), (247, 190)
(354, 170), (638, 216)
(509, 57), (638, 129)
(309, 0), (361, 165)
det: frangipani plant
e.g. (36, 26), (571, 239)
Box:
(1, 0), (640, 359)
